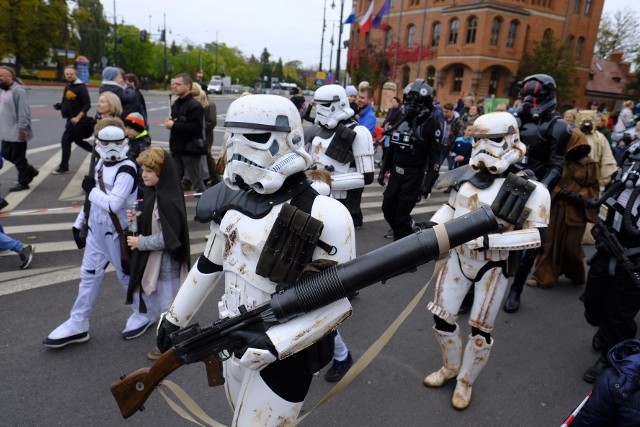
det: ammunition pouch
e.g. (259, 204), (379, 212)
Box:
(491, 173), (537, 229)
(324, 123), (356, 164)
(256, 204), (335, 286)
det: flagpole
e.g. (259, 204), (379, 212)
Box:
(333, 0), (345, 86)
(319, 0), (327, 72)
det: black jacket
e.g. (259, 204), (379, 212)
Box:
(169, 94), (204, 155)
(60, 80), (91, 120)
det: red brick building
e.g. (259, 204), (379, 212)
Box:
(347, 0), (603, 108)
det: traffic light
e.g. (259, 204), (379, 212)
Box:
(140, 30), (147, 42)
(160, 29), (166, 42)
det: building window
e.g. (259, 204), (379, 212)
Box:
(506, 20), (518, 48)
(402, 66), (411, 88)
(426, 66), (436, 87)
(453, 67), (464, 92)
(576, 36), (585, 59)
(466, 17), (478, 44)
(431, 22), (441, 47)
(489, 69), (500, 95)
(543, 28), (553, 43)
(566, 34), (575, 48)
(584, 0), (592, 16)
(385, 28), (393, 49)
(573, 0), (581, 13)
(410, 0), (420, 5)
(489, 17), (502, 46)
(407, 24), (416, 48)
(449, 19), (460, 45)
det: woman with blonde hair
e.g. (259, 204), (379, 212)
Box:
(96, 91), (123, 121)
(191, 82), (219, 186)
(614, 100), (634, 133)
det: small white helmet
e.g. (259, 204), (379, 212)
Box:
(95, 126), (129, 162)
(223, 94), (311, 194)
(313, 84), (354, 129)
(469, 112), (526, 174)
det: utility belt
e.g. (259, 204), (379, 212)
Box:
(394, 165), (423, 175)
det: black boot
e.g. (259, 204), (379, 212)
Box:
(503, 287), (522, 313)
(583, 356), (610, 383)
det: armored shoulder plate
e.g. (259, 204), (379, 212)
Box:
(195, 173), (313, 223)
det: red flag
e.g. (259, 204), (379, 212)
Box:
(359, 1), (375, 32)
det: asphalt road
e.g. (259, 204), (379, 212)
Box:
(0, 87), (608, 426)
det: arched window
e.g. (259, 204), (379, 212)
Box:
(407, 24), (416, 48)
(466, 17), (478, 44)
(385, 28), (393, 49)
(573, 0), (581, 13)
(543, 28), (553, 44)
(576, 36), (585, 59)
(584, 0), (592, 16)
(402, 66), (411, 88)
(566, 34), (575, 48)
(449, 19), (460, 45)
(489, 69), (500, 95)
(506, 20), (518, 48)
(426, 66), (436, 87)
(453, 67), (464, 92)
(431, 22), (441, 47)
(489, 17), (502, 46)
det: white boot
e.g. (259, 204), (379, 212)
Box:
(424, 325), (462, 387)
(452, 334), (493, 410)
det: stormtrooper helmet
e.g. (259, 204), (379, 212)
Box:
(469, 112), (526, 175)
(313, 84), (354, 129)
(515, 74), (557, 123)
(95, 125), (129, 162)
(223, 94), (311, 194)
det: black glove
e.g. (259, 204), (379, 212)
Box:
(413, 221), (437, 231)
(81, 175), (96, 194)
(377, 174), (386, 186)
(53, 102), (62, 110)
(72, 226), (87, 249)
(228, 329), (276, 359)
(157, 315), (181, 353)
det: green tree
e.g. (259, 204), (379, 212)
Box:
(273, 58), (284, 82)
(72, 0), (109, 73)
(260, 48), (272, 86)
(512, 32), (578, 107)
(112, 25), (158, 78)
(595, 7), (640, 67)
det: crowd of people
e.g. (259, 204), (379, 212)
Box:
(1, 63), (640, 424)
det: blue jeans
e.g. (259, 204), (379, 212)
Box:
(0, 229), (23, 253)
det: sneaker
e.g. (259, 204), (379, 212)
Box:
(0, 199), (8, 211)
(19, 244), (35, 269)
(122, 320), (153, 340)
(52, 168), (69, 175)
(43, 331), (90, 348)
(384, 229), (394, 239)
(43, 318), (90, 348)
(325, 352), (353, 382)
(8, 183), (29, 192)
(147, 346), (163, 361)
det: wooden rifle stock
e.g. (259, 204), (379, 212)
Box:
(110, 348), (182, 419)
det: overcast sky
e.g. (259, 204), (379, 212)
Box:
(100, 0), (636, 70)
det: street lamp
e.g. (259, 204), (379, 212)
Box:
(331, 0), (345, 86)
(319, 0), (328, 72)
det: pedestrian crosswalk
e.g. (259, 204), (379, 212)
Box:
(0, 148), (450, 295)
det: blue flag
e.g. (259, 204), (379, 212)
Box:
(372, 0), (390, 29)
(344, 11), (356, 24)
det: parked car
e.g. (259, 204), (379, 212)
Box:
(207, 76), (223, 94)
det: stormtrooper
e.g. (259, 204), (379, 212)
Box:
(503, 73), (572, 313)
(44, 125), (146, 348)
(305, 84), (375, 225)
(423, 112), (550, 409)
(156, 95), (356, 426)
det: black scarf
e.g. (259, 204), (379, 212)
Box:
(126, 151), (191, 310)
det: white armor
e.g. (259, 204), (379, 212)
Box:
(95, 126), (130, 162)
(424, 112), (550, 410)
(163, 95), (356, 426)
(309, 85), (374, 200)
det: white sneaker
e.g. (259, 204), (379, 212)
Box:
(43, 318), (90, 348)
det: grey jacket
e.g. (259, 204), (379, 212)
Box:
(0, 83), (32, 141)
(136, 232), (182, 281)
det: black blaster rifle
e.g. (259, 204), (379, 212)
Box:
(593, 219), (640, 287)
(110, 206), (499, 419)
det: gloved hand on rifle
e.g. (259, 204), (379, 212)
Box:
(228, 329), (277, 371)
(72, 226), (87, 249)
(82, 175), (96, 194)
(157, 313), (181, 353)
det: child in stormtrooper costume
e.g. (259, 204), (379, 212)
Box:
(155, 95), (355, 426)
(423, 112), (550, 409)
(304, 84), (375, 213)
(44, 126), (152, 347)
